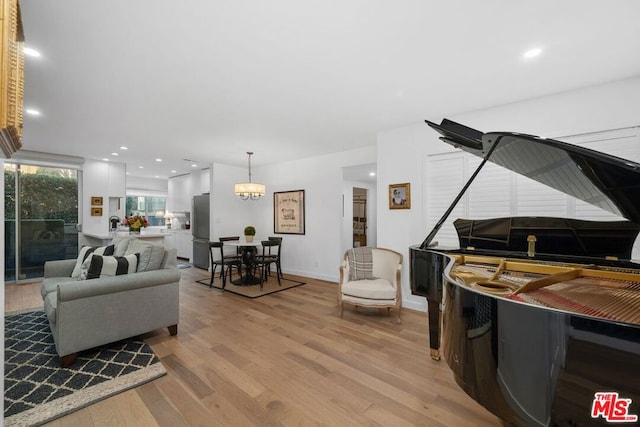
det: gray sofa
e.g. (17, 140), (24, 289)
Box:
(41, 237), (181, 367)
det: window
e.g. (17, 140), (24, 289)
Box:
(423, 126), (640, 258)
(125, 196), (167, 226)
(4, 163), (79, 281)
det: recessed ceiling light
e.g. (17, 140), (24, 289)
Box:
(154, 175), (159, 178)
(111, 152), (118, 156)
(23, 47), (41, 57)
(523, 47), (542, 59)
(171, 170), (176, 173)
(369, 172), (376, 176)
(191, 164), (197, 168)
(138, 166), (144, 169)
(155, 158), (162, 162)
(120, 146), (128, 150)
(102, 158), (109, 162)
(25, 108), (41, 116)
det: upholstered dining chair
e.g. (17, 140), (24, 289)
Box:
(338, 247), (403, 324)
(209, 241), (241, 289)
(255, 240), (282, 289)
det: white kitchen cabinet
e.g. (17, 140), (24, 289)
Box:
(108, 162), (126, 197)
(167, 178), (176, 212)
(200, 168), (210, 194)
(168, 174), (192, 213)
(163, 233), (176, 251)
(176, 231), (193, 261)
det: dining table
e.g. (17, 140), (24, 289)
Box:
(223, 239), (263, 285)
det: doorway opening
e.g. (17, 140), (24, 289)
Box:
(353, 187), (367, 247)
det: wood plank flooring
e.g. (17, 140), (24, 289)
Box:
(5, 266), (501, 426)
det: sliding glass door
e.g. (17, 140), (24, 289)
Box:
(4, 163), (79, 282)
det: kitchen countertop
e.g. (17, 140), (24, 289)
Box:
(84, 231), (169, 240)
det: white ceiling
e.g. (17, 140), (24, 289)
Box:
(18, 1), (640, 180)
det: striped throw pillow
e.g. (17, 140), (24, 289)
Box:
(85, 254), (139, 280)
(71, 245), (115, 278)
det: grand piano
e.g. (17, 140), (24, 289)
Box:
(410, 119), (640, 426)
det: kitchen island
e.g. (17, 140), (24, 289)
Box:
(82, 231), (167, 246)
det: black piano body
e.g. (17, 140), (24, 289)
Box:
(410, 119), (640, 426)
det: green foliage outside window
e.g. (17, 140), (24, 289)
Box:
(4, 167), (78, 223)
(125, 196), (167, 226)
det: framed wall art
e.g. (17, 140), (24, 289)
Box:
(91, 196), (103, 206)
(389, 183), (411, 209)
(91, 207), (103, 216)
(274, 190), (305, 234)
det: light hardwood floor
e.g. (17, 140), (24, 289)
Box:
(5, 266), (501, 426)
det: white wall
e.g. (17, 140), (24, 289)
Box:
(377, 76), (640, 312)
(449, 77), (640, 138)
(210, 162), (263, 241)
(82, 159), (111, 236)
(210, 147), (376, 281)
(126, 175), (168, 197)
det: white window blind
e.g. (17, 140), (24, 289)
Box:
(424, 152), (466, 247)
(424, 126), (640, 258)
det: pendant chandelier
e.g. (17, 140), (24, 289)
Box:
(234, 151), (265, 200)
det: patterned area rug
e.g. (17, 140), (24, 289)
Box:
(196, 274), (306, 298)
(4, 310), (166, 426)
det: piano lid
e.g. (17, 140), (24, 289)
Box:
(426, 119), (640, 225)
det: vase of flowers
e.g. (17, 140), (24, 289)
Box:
(123, 214), (148, 234)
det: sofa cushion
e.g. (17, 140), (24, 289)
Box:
(347, 247), (378, 281)
(125, 239), (166, 272)
(71, 245), (115, 278)
(86, 254), (139, 279)
(341, 278), (396, 300)
(161, 248), (178, 269)
(40, 276), (78, 299)
(112, 236), (136, 256)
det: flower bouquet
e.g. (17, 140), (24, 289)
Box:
(123, 214), (148, 234)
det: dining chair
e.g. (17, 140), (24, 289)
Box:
(219, 236), (242, 280)
(267, 236), (283, 280)
(256, 240), (281, 289)
(208, 241), (241, 289)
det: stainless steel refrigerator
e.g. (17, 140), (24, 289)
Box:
(191, 194), (210, 270)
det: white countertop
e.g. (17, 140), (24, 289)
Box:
(84, 231), (169, 240)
